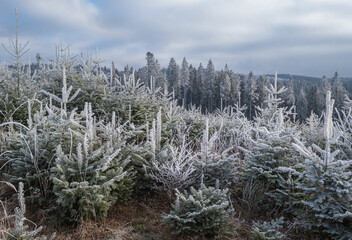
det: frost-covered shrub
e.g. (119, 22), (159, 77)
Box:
(162, 184), (230, 237)
(213, 105), (254, 151)
(251, 217), (285, 240)
(181, 106), (205, 143)
(145, 141), (197, 197)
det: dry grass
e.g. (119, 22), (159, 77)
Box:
(37, 193), (174, 240)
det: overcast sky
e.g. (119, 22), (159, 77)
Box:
(1, 0), (352, 77)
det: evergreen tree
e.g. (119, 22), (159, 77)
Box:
(319, 75), (331, 112)
(243, 109), (301, 211)
(332, 71), (347, 111)
(331, 72), (347, 110)
(256, 75), (269, 109)
(231, 74), (241, 106)
(145, 52), (162, 89)
(162, 184), (230, 237)
(285, 76), (296, 109)
(188, 64), (197, 106)
(181, 57), (190, 107)
(205, 60), (216, 112)
(167, 58), (181, 102)
(307, 85), (319, 116)
(296, 89), (308, 122)
(246, 71), (258, 120)
(197, 63), (206, 110)
(220, 73), (232, 108)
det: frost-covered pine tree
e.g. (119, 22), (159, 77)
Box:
(255, 72), (287, 129)
(242, 108), (302, 210)
(293, 91), (352, 239)
(256, 75), (269, 109)
(243, 72), (302, 210)
(0, 10), (39, 124)
(251, 217), (286, 240)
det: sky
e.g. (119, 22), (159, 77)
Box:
(1, 0), (352, 77)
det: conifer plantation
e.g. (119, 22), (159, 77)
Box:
(2, 8), (352, 240)
(2, 41), (352, 239)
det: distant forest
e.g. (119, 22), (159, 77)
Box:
(32, 51), (352, 121)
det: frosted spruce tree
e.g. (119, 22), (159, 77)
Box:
(243, 72), (302, 211)
(2, 182), (56, 240)
(1, 67), (83, 199)
(162, 182), (230, 237)
(293, 91), (352, 239)
(141, 107), (199, 197)
(0, 10), (39, 125)
(194, 118), (241, 188)
(51, 103), (133, 222)
(254, 72), (288, 129)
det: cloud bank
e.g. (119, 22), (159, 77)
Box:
(1, 0), (352, 76)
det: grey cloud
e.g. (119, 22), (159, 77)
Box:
(0, 0), (352, 76)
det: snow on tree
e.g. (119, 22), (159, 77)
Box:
(255, 71), (287, 129)
(242, 72), (302, 211)
(319, 75), (331, 111)
(51, 104), (134, 221)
